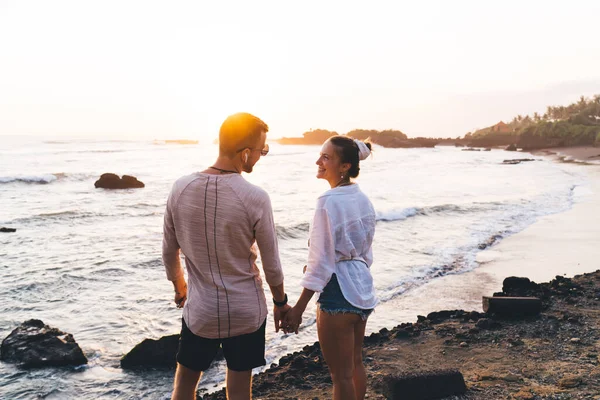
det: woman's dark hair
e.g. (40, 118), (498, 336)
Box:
(329, 136), (372, 178)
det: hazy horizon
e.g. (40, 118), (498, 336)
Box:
(1, 1), (600, 140)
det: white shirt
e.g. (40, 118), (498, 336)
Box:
(300, 184), (379, 310)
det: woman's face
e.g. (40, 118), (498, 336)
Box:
(316, 140), (349, 187)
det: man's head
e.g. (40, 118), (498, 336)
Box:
(219, 112), (269, 173)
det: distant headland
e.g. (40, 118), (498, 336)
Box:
(277, 129), (438, 148)
(276, 94), (600, 150)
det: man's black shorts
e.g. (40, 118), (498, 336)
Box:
(176, 318), (267, 372)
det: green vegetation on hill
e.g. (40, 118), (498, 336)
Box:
(465, 95), (600, 149)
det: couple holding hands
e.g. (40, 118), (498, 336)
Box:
(162, 112), (377, 400)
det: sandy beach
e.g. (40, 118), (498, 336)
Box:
(361, 158), (600, 334)
(534, 146), (600, 164)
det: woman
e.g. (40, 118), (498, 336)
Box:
(283, 136), (378, 400)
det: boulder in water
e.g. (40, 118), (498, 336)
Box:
(0, 227), (16, 233)
(0, 319), (87, 368)
(121, 333), (224, 369)
(94, 173), (144, 189)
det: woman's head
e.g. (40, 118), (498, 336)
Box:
(316, 136), (372, 187)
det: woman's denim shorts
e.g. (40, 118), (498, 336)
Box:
(317, 274), (373, 321)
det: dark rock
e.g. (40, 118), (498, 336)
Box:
(364, 332), (383, 345)
(505, 144), (517, 151)
(482, 296), (542, 316)
(462, 148), (481, 151)
(465, 311), (485, 322)
(475, 318), (502, 330)
(94, 173), (145, 189)
(502, 158), (536, 165)
(484, 148), (492, 151)
(393, 329), (412, 339)
(121, 334), (223, 369)
(376, 369), (467, 399)
(502, 277), (540, 297)
(0, 319), (87, 368)
(426, 310), (467, 323)
(0, 227), (16, 233)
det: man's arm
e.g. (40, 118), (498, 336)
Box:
(162, 188), (187, 307)
(254, 193), (288, 330)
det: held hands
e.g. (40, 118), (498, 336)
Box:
(281, 305), (304, 334)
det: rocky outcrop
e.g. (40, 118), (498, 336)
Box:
(199, 271), (600, 399)
(0, 227), (16, 233)
(0, 319), (87, 368)
(94, 173), (145, 189)
(276, 129), (439, 148)
(121, 334), (179, 369)
(277, 129), (338, 145)
(505, 144), (518, 151)
(121, 334), (223, 369)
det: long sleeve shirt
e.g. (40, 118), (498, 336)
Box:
(300, 184), (378, 310)
(162, 172), (284, 339)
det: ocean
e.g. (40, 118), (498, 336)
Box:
(0, 138), (591, 399)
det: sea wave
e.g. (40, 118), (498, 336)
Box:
(377, 231), (506, 302)
(9, 210), (106, 225)
(0, 172), (99, 184)
(0, 174), (59, 184)
(276, 222), (310, 240)
(375, 203), (476, 222)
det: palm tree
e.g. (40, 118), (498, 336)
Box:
(533, 112), (541, 122)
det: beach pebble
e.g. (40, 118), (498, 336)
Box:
(459, 342), (469, 348)
(558, 374), (582, 388)
(570, 337), (581, 344)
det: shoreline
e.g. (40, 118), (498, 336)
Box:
(533, 146), (600, 164)
(199, 153), (600, 399)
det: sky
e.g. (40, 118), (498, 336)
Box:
(1, 0), (600, 140)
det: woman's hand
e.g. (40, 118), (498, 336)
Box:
(282, 305), (304, 334)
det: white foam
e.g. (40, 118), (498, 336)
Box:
(0, 174), (58, 184)
(376, 207), (418, 221)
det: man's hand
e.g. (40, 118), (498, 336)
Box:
(173, 276), (187, 309)
(274, 304), (291, 333)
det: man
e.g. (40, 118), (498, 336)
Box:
(162, 112), (289, 400)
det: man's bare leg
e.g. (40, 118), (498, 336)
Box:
(226, 369), (252, 400)
(172, 363), (202, 400)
